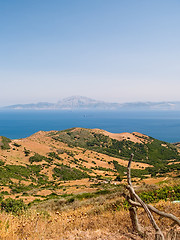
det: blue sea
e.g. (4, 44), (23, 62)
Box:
(0, 110), (180, 143)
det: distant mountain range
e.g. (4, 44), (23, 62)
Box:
(4, 96), (180, 111)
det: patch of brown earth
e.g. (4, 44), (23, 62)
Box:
(36, 189), (54, 196)
(92, 129), (150, 143)
(0, 186), (11, 194)
(62, 179), (92, 187)
(76, 149), (152, 170)
(17, 138), (51, 156)
(143, 177), (170, 184)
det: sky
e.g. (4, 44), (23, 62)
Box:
(0, 0), (180, 106)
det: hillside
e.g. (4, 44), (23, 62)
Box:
(0, 128), (179, 204)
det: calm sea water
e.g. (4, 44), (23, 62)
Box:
(0, 110), (180, 143)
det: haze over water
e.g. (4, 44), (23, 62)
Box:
(0, 110), (180, 143)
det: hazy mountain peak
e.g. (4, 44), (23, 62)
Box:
(3, 96), (180, 111)
(57, 96), (105, 108)
(62, 95), (99, 101)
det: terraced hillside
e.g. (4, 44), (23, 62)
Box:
(0, 128), (179, 203)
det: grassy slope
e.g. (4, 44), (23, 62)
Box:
(50, 128), (180, 176)
(0, 189), (179, 239)
(0, 129), (180, 239)
(0, 128), (179, 204)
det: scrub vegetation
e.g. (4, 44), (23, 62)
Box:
(0, 128), (179, 239)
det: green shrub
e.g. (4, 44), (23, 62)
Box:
(0, 160), (5, 166)
(29, 153), (53, 164)
(24, 148), (30, 156)
(115, 175), (123, 182)
(1, 198), (26, 214)
(48, 152), (62, 160)
(0, 137), (11, 150)
(13, 143), (21, 147)
(53, 165), (89, 181)
(29, 153), (45, 163)
(139, 185), (180, 203)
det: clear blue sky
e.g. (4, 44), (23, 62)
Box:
(0, 0), (180, 106)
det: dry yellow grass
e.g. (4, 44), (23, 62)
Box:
(0, 195), (179, 240)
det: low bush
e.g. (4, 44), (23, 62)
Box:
(0, 136), (11, 150)
(48, 152), (62, 160)
(24, 148), (30, 156)
(13, 142), (21, 147)
(29, 153), (45, 163)
(53, 165), (89, 181)
(139, 185), (180, 203)
(1, 198), (27, 214)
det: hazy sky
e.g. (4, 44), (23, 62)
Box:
(0, 0), (180, 106)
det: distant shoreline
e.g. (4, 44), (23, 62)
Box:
(0, 110), (180, 142)
(3, 96), (180, 111)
